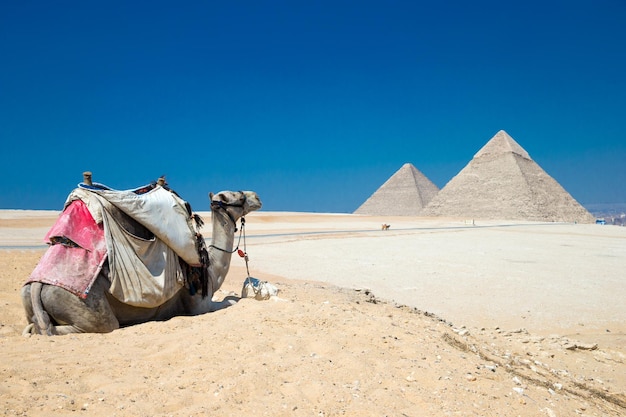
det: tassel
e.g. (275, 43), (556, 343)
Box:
(193, 213), (204, 229)
(195, 234), (210, 298)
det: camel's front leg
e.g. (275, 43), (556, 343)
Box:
(209, 295), (240, 312)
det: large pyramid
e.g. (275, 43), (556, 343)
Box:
(354, 163), (440, 215)
(421, 130), (595, 223)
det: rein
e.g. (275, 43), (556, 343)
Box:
(209, 217), (246, 254)
(210, 200), (241, 228)
(208, 196), (247, 256)
(209, 193), (254, 289)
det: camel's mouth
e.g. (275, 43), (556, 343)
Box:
(244, 192), (263, 213)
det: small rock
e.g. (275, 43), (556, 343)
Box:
(565, 342), (598, 351)
(452, 327), (470, 336)
(577, 342), (598, 350)
(543, 407), (557, 417)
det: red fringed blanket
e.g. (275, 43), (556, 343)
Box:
(27, 199), (107, 298)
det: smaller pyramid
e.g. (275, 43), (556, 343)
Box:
(421, 130), (595, 223)
(354, 163), (440, 216)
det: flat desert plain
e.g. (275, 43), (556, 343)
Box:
(1, 210), (625, 416)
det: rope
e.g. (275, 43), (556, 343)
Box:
(241, 218), (251, 277)
(209, 217), (245, 254)
(207, 211), (258, 296)
(239, 221), (263, 297)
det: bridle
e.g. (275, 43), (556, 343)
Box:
(208, 193), (247, 254)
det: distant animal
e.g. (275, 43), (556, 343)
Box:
(21, 189), (262, 335)
(381, 224), (391, 230)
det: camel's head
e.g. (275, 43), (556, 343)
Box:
(209, 190), (262, 220)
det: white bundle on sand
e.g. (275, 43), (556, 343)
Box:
(241, 277), (278, 301)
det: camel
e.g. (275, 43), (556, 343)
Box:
(21, 190), (262, 335)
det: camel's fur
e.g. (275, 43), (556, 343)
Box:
(21, 190), (262, 335)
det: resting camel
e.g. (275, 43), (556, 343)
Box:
(21, 190), (262, 335)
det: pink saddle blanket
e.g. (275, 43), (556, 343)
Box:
(26, 199), (107, 298)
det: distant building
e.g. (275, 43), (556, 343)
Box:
(420, 130), (595, 223)
(354, 163), (439, 216)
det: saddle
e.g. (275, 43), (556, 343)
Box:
(27, 178), (209, 307)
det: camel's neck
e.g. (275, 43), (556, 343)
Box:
(207, 209), (239, 293)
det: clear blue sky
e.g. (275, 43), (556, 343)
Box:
(1, 1), (624, 213)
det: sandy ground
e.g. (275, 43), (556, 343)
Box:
(1, 210), (625, 416)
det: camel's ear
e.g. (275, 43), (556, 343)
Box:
(208, 192), (214, 200)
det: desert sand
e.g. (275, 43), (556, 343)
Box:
(1, 210), (625, 416)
